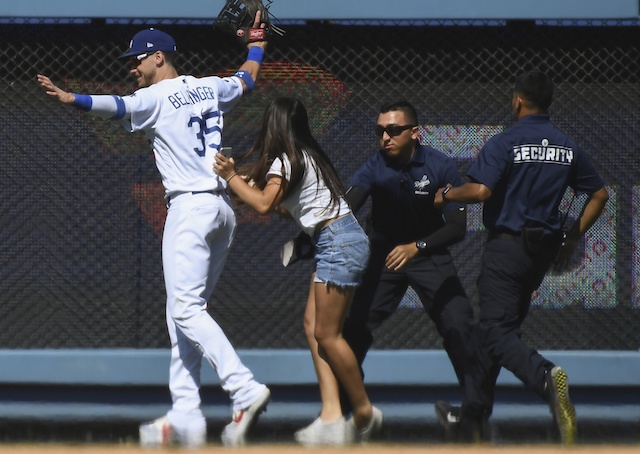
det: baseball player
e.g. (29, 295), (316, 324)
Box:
(37, 16), (270, 448)
(433, 70), (609, 444)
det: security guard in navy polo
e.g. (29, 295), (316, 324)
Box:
(434, 71), (609, 444)
(341, 100), (474, 406)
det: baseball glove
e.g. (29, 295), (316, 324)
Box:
(216, 0), (284, 45)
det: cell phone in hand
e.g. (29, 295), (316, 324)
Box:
(220, 147), (233, 158)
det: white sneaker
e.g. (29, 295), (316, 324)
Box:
(294, 416), (354, 446)
(349, 406), (383, 443)
(139, 416), (173, 447)
(139, 415), (206, 448)
(221, 387), (271, 446)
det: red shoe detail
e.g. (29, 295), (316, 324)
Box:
(162, 424), (172, 444)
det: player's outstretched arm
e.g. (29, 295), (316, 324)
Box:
(235, 10), (268, 93)
(37, 74), (129, 119)
(37, 74), (75, 104)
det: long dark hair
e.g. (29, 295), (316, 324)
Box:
(244, 97), (345, 211)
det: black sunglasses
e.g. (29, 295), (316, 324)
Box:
(375, 124), (417, 139)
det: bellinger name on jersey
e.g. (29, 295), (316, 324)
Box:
(168, 85), (218, 110)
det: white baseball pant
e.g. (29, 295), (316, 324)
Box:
(161, 190), (266, 433)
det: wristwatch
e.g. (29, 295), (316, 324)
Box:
(442, 186), (452, 201)
(416, 240), (427, 251)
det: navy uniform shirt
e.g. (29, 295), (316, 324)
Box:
(468, 114), (605, 234)
(349, 144), (465, 245)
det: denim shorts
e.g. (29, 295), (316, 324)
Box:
(313, 212), (370, 287)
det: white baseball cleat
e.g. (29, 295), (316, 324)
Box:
(221, 387), (271, 446)
(139, 415), (206, 448)
(139, 415), (173, 447)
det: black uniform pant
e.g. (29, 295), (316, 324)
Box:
(342, 242), (474, 410)
(461, 232), (560, 421)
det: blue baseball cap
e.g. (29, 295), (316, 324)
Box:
(118, 28), (177, 59)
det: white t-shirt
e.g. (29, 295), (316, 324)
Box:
(267, 151), (350, 236)
(121, 75), (243, 197)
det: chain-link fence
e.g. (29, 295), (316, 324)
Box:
(1, 19), (638, 351)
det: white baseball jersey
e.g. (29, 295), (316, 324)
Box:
(121, 75), (244, 197)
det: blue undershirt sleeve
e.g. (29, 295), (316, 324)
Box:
(73, 94), (128, 119)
